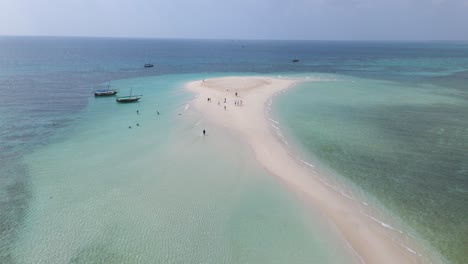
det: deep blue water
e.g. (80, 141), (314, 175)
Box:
(1, 36), (467, 263)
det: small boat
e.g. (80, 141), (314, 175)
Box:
(117, 96), (140, 103)
(95, 89), (118, 96)
(116, 88), (142, 103)
(292, 59), (300, 63)
(94, 82), (118, 96)
(144, 63), (154, 68)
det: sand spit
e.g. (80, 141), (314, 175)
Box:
(186, 76), (429, 264)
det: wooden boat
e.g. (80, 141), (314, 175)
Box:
(95, 89), (118, 96)
(116, 96), (141, 103)
(116, 88), (142, 103)
(94, 82), (118, 96)
(144, 63), (154, 68)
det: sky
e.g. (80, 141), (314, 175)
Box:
(0, 0), (468, 40)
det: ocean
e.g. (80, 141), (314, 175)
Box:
(0, 37), (467, 263)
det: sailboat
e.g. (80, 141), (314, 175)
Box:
(94, 82), (118, 96)
(116, 88), (142, 103)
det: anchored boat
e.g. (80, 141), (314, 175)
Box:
(116, 88), (142, 103)
(94, 82), (118, 96)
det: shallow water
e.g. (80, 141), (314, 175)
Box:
(10, 75), (355, 263)
(275, 74), (468, 263)
(2, 37), (468, 263)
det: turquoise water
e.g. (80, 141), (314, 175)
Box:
(275, 75), (468, 263)
(10, 74), (355, 263)
(1, 38), (468, 263)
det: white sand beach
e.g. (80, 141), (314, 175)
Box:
(186, 76), (427, 264)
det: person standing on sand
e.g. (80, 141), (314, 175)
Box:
(203, 129), (206, 136)
(224, 98), (226, 103)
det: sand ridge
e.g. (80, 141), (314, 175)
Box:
(186, 76), (429, 264)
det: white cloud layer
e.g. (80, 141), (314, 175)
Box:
(0, 0), (467, 40)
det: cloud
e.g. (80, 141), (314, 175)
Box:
(0, 0), (467, 40)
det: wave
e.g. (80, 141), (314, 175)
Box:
(267, 117), (280, 124)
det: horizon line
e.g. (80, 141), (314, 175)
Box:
(1, 34), (468, 43)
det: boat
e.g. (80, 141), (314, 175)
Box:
(95, 89), (118, 96)
(116, 96), (140, 103)
(292, 59), (300, 63)
(116, 88), (142, 103)
(94, 82), (118, 96)
(144, 63), (154, 68)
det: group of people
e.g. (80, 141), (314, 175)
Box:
(206, 90), (246, 111)
(202, 90), (244, 134)
(128, 109), (160, 129)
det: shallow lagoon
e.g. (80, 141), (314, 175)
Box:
(11, 75), (355, 263)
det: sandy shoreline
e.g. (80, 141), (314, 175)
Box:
(186, 76), (428, 264)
